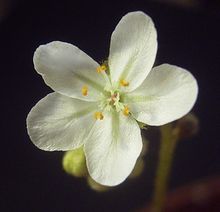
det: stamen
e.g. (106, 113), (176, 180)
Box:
(81, 85), (88, 96)
(96, 65), (107, 73)
(94, 112), (104, 120)
(120, 79), (129, 87)
(123, 106), (130, 116)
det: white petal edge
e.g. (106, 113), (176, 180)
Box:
(84, 112), (142, 186)
(109, 11), (157, 92)
(126, 64), (198, 126)
(34, 41), (106, 102)
(27, 92), (97, 151)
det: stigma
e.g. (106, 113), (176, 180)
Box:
(94, 112), (104, 120)
(110, 93), (118, 105)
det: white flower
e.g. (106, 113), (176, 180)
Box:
(26, 11), (198, 186)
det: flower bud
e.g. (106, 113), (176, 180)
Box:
(87, 177), (109, 192)
(62, 147), (87, 177)
(174, 113), (199, 140)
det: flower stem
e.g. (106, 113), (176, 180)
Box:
(151, 124), (179, 212)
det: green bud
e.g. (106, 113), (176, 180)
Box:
(87, 176), (110, 192)
(174, 113), (199, 140)
(62, 147), (87, 177)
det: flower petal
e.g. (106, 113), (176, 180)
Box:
(27, 92), (97, 151)
(34, 41), (106, 101)
(84, 112), (142, 186)
(125, 64), (198, 126)
(109, 11), (157, 92)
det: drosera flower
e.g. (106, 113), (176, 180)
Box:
(26, 11), (198, 186)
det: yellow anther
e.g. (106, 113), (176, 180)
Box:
(96, 65), (107, 73)
(123, 106), (130, 116)
(94, 112), (104, 120)
(81, 85), (88, 96)
(120, 79), (129, 87)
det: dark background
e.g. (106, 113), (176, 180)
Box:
(1, 0), (219, 211)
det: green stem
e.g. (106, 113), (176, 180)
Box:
(152, 124), (179, 212)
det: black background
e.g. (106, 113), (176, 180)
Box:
(1, 0), (219, 211)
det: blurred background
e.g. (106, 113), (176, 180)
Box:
(0, 0), (219, 211)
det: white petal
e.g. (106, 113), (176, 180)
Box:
(34, 41), (106, 101)
(109, 11), (157, 92)
(84, 112), (142, 186)
(27, 92), (97, 151)
(126, 64), (198, 126)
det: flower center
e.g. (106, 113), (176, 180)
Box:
(109, 92), (120, 105)
(99, 89), (128, 114)
(81, 64), (131, 120)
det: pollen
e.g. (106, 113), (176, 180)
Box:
(123, 106), (130, 116)
(120, 79), (129, 87)
(96, 65), (107, 73)
(81, 85), (88, 96)
(94, 112), (104, 120)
